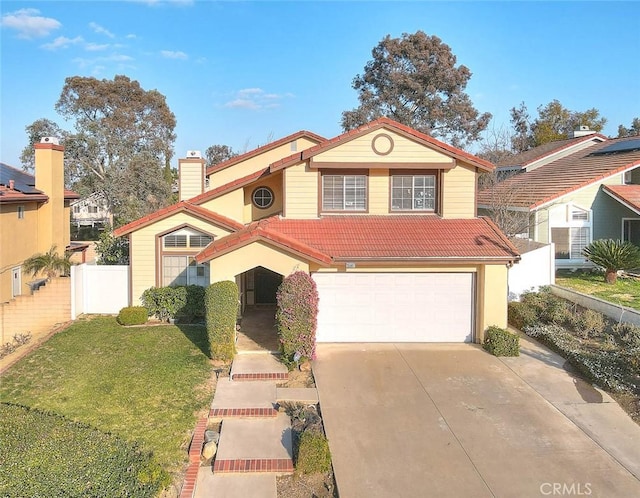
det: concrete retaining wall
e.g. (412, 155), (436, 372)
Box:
(550, 284), (640, 326)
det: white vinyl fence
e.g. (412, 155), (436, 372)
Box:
(71, 264), (129, 319)
(508, 242), (555, 300)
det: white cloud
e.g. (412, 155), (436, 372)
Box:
(85, 42), (111, 52)
(127, 0), (194, 6)
(223, 88), (293, 111)
(1, 8), (61, 39)
(89, 22), (115, 38)
(161, 50), (188, 60)
(41, 35), (84, 51)
(73, 53), (135, 70)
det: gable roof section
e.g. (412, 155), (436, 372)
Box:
(205, 130), (326, 176)
(189, 167), (270, 205)
(114, 201), (244, 236)
(478, 136), (640, 210)
(196, 215), (519, 264)
(269, 117), (494, 172)
(602, 185), (640, 215)
(496, 134), (607, 168)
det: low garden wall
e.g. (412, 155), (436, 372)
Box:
(550, 284), (640, 326)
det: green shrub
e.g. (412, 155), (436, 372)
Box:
(179, 285), (206, 320)
(613, 322), (640, 347)
(0, 403), (169, 497)
(117, 306), (148, 326)
(295, 429), (331, 475)
(483, 326), (520, 356)
(141, 286), (187, 322)
(507, 301), (537, 329)
(205, 281), (238, 361)
(576, 309), (607, 339)
(276, 271), (319, 369)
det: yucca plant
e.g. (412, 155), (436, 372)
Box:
(22, 245), (71, 280)
(582, 239), (640, 284)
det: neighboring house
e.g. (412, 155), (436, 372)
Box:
(478, 134), (640, 269)
(70, 192), (111, 228)
(0, 139), (79, 302)
(115, 118), (520, 343)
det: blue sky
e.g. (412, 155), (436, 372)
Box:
(1, 1), (639, 168)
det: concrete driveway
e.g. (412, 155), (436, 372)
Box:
(313, 337), (640, 498)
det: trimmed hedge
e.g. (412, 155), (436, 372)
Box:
(0, 403), (169, 497)
(483, 326), (520, 357)
(295, 429), (331, 475)
(117, 306), (148, 326)
(276, 271), (319, 369)
(180, 285), (206, 320)
(205, 281), (238, 361)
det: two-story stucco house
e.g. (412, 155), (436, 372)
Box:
(0, 139), (79, 302)
(115, 118), (519, 343)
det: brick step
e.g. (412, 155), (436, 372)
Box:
(210, 407), (278, 418)
(231, 372), (288, 381)
(213, 458), (293, 474)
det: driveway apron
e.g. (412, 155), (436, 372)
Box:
(313, 343), (640, 498)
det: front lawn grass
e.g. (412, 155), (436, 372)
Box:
(556, 270), (640, 311)
(0, 316), (213, 477)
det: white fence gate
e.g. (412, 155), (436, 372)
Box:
(71, 264), (129, 319)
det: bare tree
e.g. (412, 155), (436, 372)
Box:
(478, 171), (533, 238)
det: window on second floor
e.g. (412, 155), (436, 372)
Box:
(163, 229), (212, 249)
(391, 175), (436, 211)
(322, 175), (367, 211)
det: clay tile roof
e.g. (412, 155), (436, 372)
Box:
(195, 216), (333, 265)
(190, 167), (270, 205)
(270, 117), (494, 172)
(196, 215), (519, 264)
(478, 136), (640, 210)
(602, 185), (640, 214)
(205, 130), (326, 176)
(114, 201), (244, 237)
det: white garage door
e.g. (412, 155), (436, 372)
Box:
(313, 273), (474, 343)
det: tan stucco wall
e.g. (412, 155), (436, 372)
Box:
(208, 241), (309, 282)
(476, 264), (509, 341)
(199, 190), (245, 223)
(243, 171), (284, 222)
(129, 213), (233, 305)
(314, 129), (453, 165)
(441, 163), (477, 219)
(208, 137), (320, 189)
(35, 146), (65, 254)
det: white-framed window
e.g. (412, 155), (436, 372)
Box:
(391, 175), (436, 211)
(17, 205), (24, 219)
(163, 228), (212, 249)
(550, 204), (591, 260)
(322, 175), (367, 211)
(162, 256), (209, 287)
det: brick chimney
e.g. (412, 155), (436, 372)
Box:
(35, 137), (65, 253)
(178, 150), (205, 201)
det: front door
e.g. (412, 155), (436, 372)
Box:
(12, 267), (21, 298)
(255, 268), (282, 305)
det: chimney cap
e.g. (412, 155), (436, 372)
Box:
(40, 136), (60, 145)
(186, 150), (202, 159)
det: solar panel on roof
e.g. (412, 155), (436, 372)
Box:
(591, 139), (640, 155)
(0, 163), (43, 194)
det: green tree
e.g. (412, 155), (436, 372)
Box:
(95, 225), (129, 265)
(22, 246), (71, 280)
(510, 100), (607, 151)
(19, 119), (69, 176)
(582, 239), (640, 284)
(341, 31), (491, 148)
(49, 74), (177, 225)
(618, 118), (640, 138)
(205, 145), (237, 168)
